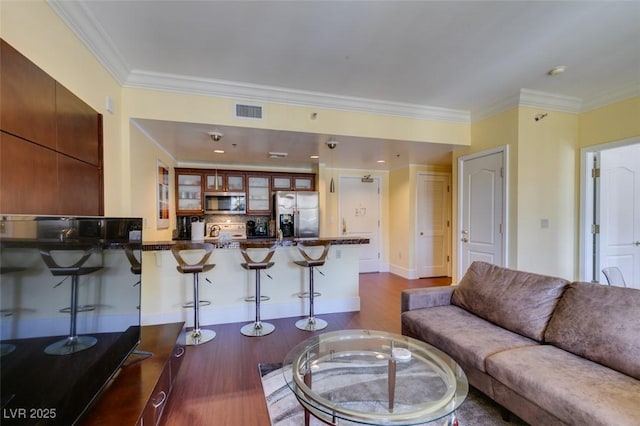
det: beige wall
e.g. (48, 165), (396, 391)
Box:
(579, 96), (640, 148)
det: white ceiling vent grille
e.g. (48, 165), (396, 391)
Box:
(235, 103), (263, 120)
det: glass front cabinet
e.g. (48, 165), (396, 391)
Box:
(205, 172), (245, 192)
(247, 175), (270, 214)
(176, 172), (203, 214)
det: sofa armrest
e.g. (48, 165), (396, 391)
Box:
(401, 285), (456, 312)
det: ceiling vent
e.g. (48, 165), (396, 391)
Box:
(268, 152), (288, 159)
(235, 103), (263, 120)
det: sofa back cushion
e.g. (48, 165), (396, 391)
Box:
(452, 261), (569, 341)
(544, 281), (640, 380)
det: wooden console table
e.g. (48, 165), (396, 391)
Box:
(81, 323), (185, 426)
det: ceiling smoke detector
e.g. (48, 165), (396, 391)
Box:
(209, 131), (223, 142)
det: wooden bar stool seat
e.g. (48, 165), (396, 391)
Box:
(239, 243), (277, 337)
(171, 243), (216, 345)
(294, 241), (331, 331)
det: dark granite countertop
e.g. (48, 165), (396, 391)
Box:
(142, 237), (369, 251)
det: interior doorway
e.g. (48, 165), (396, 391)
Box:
(580, 138), (640, 288)
(338, 175), (381, 273)
(415, 172), (451, 277)
(457, 147), (508, 278)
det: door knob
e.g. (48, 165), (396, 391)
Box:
(420, 232), (424, 236)
(461, 230), (468, 235)
(634, 241), (640, 246)
(461, 237), (469, 243)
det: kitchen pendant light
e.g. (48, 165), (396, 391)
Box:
(327, 139), (338, 193)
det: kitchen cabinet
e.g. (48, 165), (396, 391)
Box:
(0, 40), (57, 150)
(56, 83), (102, 166)
(176, 171), (203, 214)
(205, 171), (245, 192)
(293, 174), (315, 191)
(272, 175), (292, 191)
(247, 174), (271, 214)
(0, 39), (104, 216)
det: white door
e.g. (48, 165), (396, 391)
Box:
(416, 173), (450, 277)
(338, 176), (381, 273)
(458, 149), (505, 277)
(599, 144), (640, 288)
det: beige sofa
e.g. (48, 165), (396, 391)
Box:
(401, 261), (640, 425)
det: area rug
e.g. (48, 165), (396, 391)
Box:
(259, 363), (527, 426)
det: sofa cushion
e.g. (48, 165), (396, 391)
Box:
(401, 305), (538, 373)
(486, 345), (640, 426)
(451, 261), (569, 341)
(544, 281), (640, 380)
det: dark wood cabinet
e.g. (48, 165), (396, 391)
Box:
(0, 132), (58, 214)
(0, 39), (103, 216)
(0, 40), (57, 150)
(81, 323), (185, 426)
(56, 83), (102, 166)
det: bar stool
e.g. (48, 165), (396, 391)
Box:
(171, 243), (216, 345)
(239, 243), (277, 337)
(294, 241), (331, 331)
(40, 248), (102, 355)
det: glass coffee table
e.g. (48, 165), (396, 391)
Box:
(283, 329), (468, 426)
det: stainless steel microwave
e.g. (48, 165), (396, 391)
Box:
(203, 192), (246, 214)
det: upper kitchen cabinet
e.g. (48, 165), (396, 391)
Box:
(204, 171), (245, 192)
(293, 174), (315, 191)
(56, 83), (102, 166)
(272, 173), (315, 191)
(0, 40), (57, 150)
(0, 39), (104, 216)
(246, 174), (271, 214)
(176, 171), (203, 214)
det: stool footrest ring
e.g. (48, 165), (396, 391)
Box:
(183, 300), (211, 308)
(60, 305), (96, 313)
(244, 295), (270, 302)
(297, 292), (321, 298)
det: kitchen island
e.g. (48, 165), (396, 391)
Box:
(140, 238), (368, 327)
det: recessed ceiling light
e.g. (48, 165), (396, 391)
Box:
(547, 65), (566, 76)
(310, 155), (319, 159)
(213, 149), (224, 154)
(377, 160), (385, 163)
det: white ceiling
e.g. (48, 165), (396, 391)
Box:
(51, 1), (640, 170)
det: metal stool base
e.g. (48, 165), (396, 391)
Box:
(183, 328), (216, 346)
(45, 335), (97, 355)
(240, 321), (275, 337)
(295, 317), (328, 331)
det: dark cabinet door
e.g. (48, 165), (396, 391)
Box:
(58, 154), (103, 216)
(0, 131), (58, 214)
(56, 83), (101, 166)
(0, 40), (57, 150)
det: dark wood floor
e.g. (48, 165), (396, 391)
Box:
(161, 272), (451, 425)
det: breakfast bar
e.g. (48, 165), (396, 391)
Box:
(140, 238), (368, 327)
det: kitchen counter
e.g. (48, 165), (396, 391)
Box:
(142, 237), (369, 251)
(140, 237), (368, 327)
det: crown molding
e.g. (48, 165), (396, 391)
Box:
(472, 89), (582, 122)
(47, 0), (130, 84)
(519, 89), (582, 113)
(124, 70), (470, 123)
(580, 82), (640, 112)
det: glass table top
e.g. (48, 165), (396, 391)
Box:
(283, 329), (468, 425)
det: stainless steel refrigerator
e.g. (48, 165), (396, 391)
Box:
(274, 191), (319, 238)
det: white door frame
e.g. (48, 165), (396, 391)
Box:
(579, 136), (640, 282)
(415, 171), (451, 277)
(337, 174), (382, 273)
(457, 146), (509, 278)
